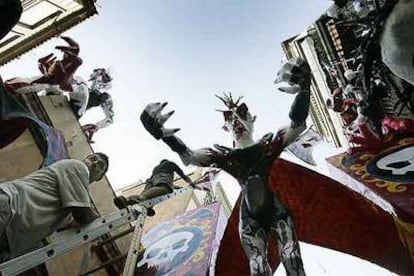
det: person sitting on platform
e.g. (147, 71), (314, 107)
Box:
(0, 153), (108, 261)
(114, 159), (194, 216)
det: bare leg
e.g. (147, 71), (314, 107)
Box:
(270, 196), (305, 276)
(239, 193), (272, 276)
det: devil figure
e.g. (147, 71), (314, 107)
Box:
(81, 68), (114, 142)
(4, 37), (114, 141)
(140, 58), (311, 276)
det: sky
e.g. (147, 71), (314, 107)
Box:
(0, 0), (397, 275)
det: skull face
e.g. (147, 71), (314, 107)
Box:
(137, 231), (194, 274)
(376, 147), (414, 176)
(222, 102), (256, 141)
(89, 68), (112, 91)
(216, 93), (256, 148)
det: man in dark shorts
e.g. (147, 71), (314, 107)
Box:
(114, 159), (194, 216)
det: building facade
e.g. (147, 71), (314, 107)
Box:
(0, 93), (127, 275)
(281, 29), (348, 147)
(281, 1), (413, 150)
(0, 0), (97, 65)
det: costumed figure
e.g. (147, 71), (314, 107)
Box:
(5, 36), (83, 93)
(140, 58), (311, 276)
(81, 68), (114, 142)
(4, 38), (114, 141)
(4, 36), (90, 119)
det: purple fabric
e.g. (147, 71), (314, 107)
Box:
(0, 84), (68, 166)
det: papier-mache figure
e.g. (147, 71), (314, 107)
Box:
(81, 68), (114, 142)
(4, 38), (114, 141)
(140, 58), (311, 275)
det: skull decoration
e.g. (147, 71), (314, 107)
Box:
(376, 146), (414, 177)
(136, 230), (195, 274)
(216, 93), (256, 148)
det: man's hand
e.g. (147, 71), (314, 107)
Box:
(140, 102), (180, 140)
(274, 57), (311, 94)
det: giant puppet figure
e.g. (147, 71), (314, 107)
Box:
(81, 68), (114, 142)
(5, 36), (83, 95)
(4, 37), (114, 140)
(140, 58), (311, 276)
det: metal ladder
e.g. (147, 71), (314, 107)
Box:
(0, 185), (194, 276)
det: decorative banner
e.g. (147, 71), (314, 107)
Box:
(215, 159), (414, 275)
(327, 138), (414, 222)
(0, 82), (68, 166)
(136, 203), (226, 276)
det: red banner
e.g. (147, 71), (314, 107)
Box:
(215, 158), (414, 275)
(328, 138), (414, 222)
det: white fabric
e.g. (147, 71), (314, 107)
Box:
(95, 98), (114, 129)
(0, 159), (91, 257)
(6, 76), (53, 94)
(69, 76), (89, 117)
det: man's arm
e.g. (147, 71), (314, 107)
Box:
(69, 207), (100, 225)
(170, 162), (194, 185)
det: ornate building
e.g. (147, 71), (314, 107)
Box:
(0, 0), (97, 65)
(281, 28), (348, 147)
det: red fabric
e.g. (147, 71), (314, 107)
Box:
(383, 116), (414, 134)
(215, 159), (414, 275)
(349, 123), (394, 153)
(215, 194), (279, 276)
(329, 140), (414, 223)
(32, 37), (82, 92)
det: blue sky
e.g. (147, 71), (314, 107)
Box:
(1, 0), (397, 275)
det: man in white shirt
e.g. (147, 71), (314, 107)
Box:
(0, 152), (108, 260)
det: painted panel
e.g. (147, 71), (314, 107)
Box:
(136, 203), (224, 275)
